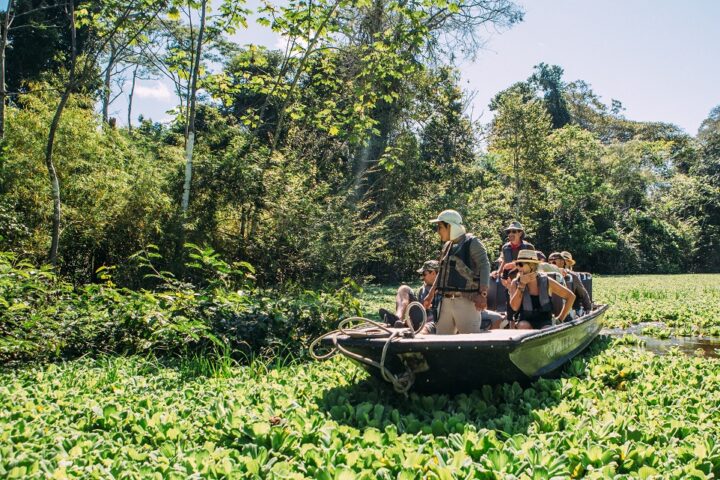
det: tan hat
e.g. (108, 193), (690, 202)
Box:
(416, 260), (440, 274)
(560, 251), (576, 266)
(430, 209), (463, 225)
(516, 249), (541, 264)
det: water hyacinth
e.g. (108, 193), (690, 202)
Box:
(1, 341), (719, 479)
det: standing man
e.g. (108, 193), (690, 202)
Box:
(423, 210), (492, 334)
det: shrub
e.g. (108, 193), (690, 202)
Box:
(0, 246), (361, 363)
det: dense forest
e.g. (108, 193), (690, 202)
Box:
(1, 0), (719, 289)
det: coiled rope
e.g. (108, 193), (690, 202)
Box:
(310, 301), (427, 395)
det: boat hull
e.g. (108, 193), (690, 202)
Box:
(323, 305), (607, 393)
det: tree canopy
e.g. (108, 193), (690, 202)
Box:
(0, 1), (718, 285)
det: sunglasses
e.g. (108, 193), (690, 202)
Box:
(507, 229), (520, 234)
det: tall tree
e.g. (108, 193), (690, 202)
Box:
(489, 90), (552, 216)
(530, 62), (570, 129)
(43, 0), (168, 265)
(0, 0), (12, 139)
(141, 0), (247, 216)
(1, 0), (67, 139)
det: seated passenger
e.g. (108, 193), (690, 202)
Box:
(379, 260), (441, 333)
(509, 250), (575, 329)
(536, 250), (566, 287)
(492, 222), (534, 325)
(492, 221), (535, 279)
(548, 251), (592, 318)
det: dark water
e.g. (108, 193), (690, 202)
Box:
(601, 322), (720, 358)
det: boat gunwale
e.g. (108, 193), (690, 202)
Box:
(323, 304), (608, 350)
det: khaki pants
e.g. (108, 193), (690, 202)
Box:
(437, 296), (482, 334)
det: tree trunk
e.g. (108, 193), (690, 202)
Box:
(0, 3), (11, 140)
(45, 0), (77, 266)
(181, 0), (206, 215)
(127, 64), (138, 131)
(101, 42), (115, 124)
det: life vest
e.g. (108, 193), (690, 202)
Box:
(502, 240), (534, 264)
(438, 234), (484, 293)
(519, 273), (553, 314)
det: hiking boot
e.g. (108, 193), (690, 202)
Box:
(378, 308), (399, 326)
(407, 303), (425, 330)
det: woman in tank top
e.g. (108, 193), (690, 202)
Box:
(508, 250), (576, 329)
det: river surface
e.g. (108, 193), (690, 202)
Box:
(601, 322), (720, 358)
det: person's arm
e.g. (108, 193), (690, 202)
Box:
(469, 239), (491, 310)
(548, 278), (576, 322)
(508, 278), (525, 311)
(423, 277), (438, 309)
(423, 242), (452, 309)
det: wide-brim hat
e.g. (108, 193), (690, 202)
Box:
(416, 260), (440, 274)
(430, 209), (463, 225)
(516, 249), (541, 264)
(560, 251), (576, 266)
(504, 221), (524, 233)
(548, 252), (563, 261)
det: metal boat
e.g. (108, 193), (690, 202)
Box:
(320, 304), (607, 394)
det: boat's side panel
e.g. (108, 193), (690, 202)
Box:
(350, 343), (528, 394)
(509, 315), (602, 377)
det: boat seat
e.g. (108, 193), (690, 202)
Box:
(487, 277), (508, 312)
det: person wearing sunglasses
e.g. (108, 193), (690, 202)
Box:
(379, 260), (441, 333)
(493, 221), (535, 280)
(509, 250), (575, 329)
(548, 251), (592, 318)
(423, 209), (493, 334)
(490, 221), (535, 324)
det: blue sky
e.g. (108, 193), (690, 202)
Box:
(114, 0), (720, 136)
(0, 0), (9, 13)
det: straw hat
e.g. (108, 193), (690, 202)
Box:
(560, 251), (576, 266)
(516, 249), (541, 264)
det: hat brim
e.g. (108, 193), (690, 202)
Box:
(504, 227), (524, 233)
(429, 219), (441, 224)
(564, 259), (576, 266)
(515, 258), (540, 264)
(416, 267), (426, 273)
